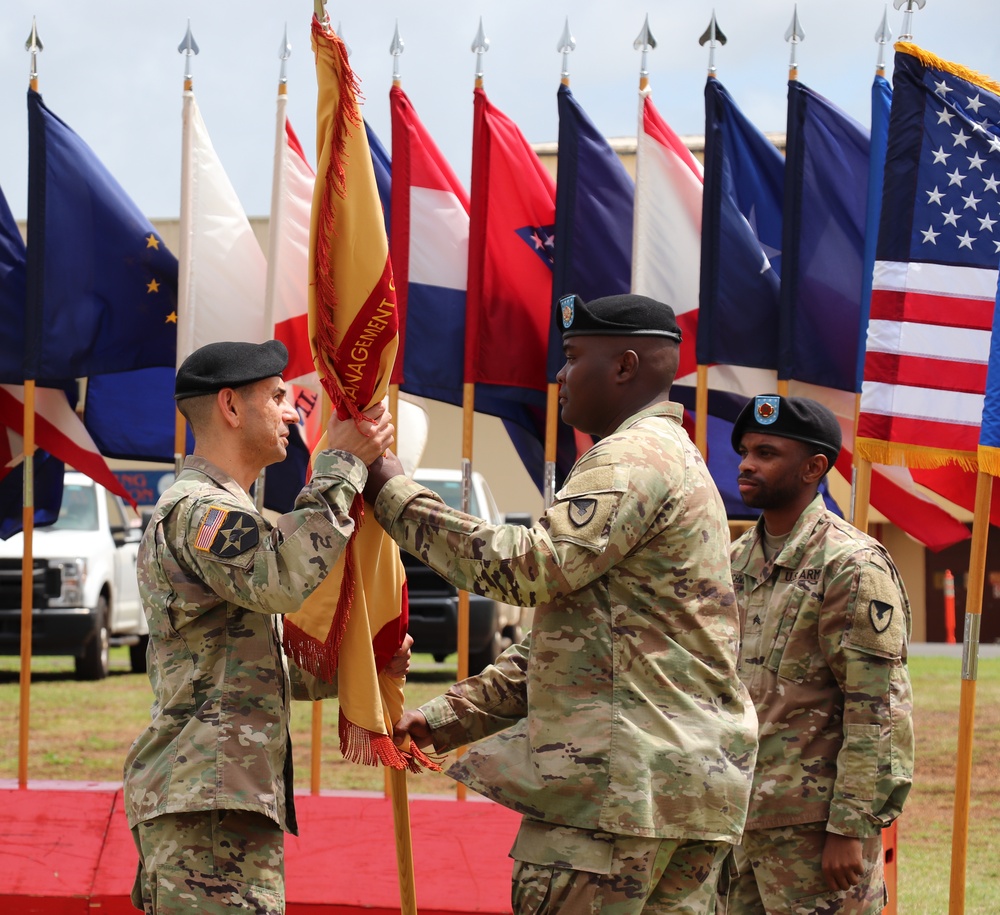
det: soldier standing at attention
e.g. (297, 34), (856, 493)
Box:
(367, 293), (759, 914)
(123, 340), (400, 914)
(720, 394), (914, 914)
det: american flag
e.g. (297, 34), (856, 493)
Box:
(857, 43), (1000, 467)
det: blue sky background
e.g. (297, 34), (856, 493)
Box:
(0, 1), (996, 220)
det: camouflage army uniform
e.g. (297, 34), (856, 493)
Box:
(720, 495), (914, 914)
(375, 403), (759, 913)
(124, 451), (365, 913)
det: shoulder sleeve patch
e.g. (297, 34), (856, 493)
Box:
(194, 506), (260, 560)
(548, 464), (628, 551)
(844, 562), (906, 659)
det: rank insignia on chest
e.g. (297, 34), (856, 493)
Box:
(869, 598), (894, 633)
(195, 506), (260, 558)
(568, 497), (598, 527)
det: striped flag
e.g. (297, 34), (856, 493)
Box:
(857, 43), (1000, 469)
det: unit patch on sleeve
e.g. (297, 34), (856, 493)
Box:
(194, 507), (260, 559)
(845, 563), (905, 658)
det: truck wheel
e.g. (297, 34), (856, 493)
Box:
(129, 635), (149, 673)
(468, 630), (503, 676)
(76, 596), (110, 681)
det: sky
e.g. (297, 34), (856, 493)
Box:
(0, 1), (997, 221)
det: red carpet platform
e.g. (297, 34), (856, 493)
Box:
(0, 782), (520, 914)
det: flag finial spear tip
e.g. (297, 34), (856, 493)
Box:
(699, 11), (727, 76)
(633, 14), (656, 52)
(784, 4), (805, 77)
(874, 5), (892, 73)
(633, 15), (656, 89)
(336, 23), (352, 57)
(25, 17), (43, 85)
(178, 20), (199, 84)
(471, 18), (489, 85)
(557, 17), (576, 83)
(894, 0), (926, 43)
(390, 20), (404, 84)
(277, 23), (291, 84)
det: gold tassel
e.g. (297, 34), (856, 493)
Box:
(855, 437), (979, 471)
(896, 42), (1000, 95)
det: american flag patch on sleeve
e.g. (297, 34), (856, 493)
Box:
(195, 507), (228, 551)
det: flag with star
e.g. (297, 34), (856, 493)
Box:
(467, 87), (556, 393)
(24, 89), (177, 382)
(698, 77), (784, 371)
(975, 273), (1000, 475)
(780, 80), (870, 390)
(857, 43), (1000, 468)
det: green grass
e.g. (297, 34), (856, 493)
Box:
(2, 650), (998, 909)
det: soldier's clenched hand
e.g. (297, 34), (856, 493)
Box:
(327, 402), (394, 464)
(393, 709), (432, 749)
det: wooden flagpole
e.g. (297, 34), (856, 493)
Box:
(18, 18), (43, 791)
(309, 5), (418, 909)
(948, 471), (992, 914)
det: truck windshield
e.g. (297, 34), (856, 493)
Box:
(420, 479), (480, 516)
(51, 484), (99, 531)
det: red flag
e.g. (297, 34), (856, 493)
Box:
(467, 88), (555, 391)
(0, 385), (136, 508)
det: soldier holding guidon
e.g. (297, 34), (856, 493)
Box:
(123, 340), (403, 914)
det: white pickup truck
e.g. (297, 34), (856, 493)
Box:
(0, 471), (146, 679)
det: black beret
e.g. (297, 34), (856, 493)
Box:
(175, 339), (289, 401)
(731, 395), (842, 464)
(558, 293), (682, 342)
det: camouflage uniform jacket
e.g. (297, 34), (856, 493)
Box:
(375, 402), (758, 842)
(730, 495), (914, 837)
(123, 452), (365, 834)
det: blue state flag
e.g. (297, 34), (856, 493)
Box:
(366, 120), (392, 240)
(698, 78), (784, 369)
(25, 89), (178, 382)
(978, 274), (1000, 475)
(0, 184), (27, 383)
(550, 82), (635, 380)
(857, 74), (893, 390)
(780, 80), (871, 390)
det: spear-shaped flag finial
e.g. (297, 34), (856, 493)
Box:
(893, 0), (926, 43)
(874, 5), (893, 75)
(557, 17), (576, 85)
(178, 20), (199, 87)
(25, 17), (43, 88)
(314, 0), (328, 28)
(390, 20), (404, 85)
(277, 24), (291, 87)
(633, 15), (656, 91)
(784, 5), (805, 79)
(471, 17), (489, 87)
(698, 11), (727, 77)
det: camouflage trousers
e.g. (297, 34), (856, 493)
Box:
(130, 809), (285, 914)
(509, 818), (728, 914)
(716, 825), (886, 915)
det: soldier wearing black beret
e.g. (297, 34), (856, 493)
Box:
(174, 338), (291, 401)
(368, 293), (758, 913)
(125, 339), (406, 914)
(722, 394), (913, 913)
(731, 394), (842, 468)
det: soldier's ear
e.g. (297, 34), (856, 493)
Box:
(217, 388), (241, 428)
(802, 453), (829, 484)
